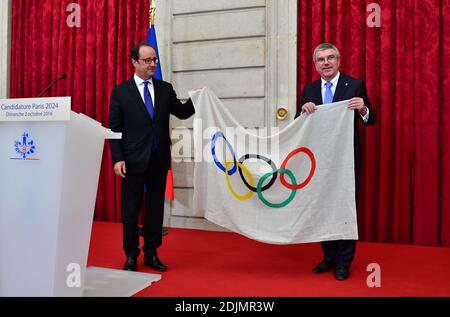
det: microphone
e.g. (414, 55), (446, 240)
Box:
(37, 73), (67, 97)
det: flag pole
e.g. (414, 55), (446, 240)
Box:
(150, 1), (156, 26)
(148, 1), (174, 201)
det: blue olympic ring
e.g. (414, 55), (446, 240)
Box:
(211, 131), (237, 175)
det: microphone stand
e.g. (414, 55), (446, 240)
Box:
(37, 73), (67, 97)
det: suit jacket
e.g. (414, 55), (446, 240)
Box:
(295, 73), (376, 182)
(109, 77), (195, 172)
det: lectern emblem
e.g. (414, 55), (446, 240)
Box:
(10, 132), (39, 160)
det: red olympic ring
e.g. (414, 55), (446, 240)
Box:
(279, 147), (316, 190)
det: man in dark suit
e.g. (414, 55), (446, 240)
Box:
(295, 43), (376, 280)
(109, 43), (195, 272)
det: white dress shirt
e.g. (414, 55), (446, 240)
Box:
(134, 74), (155, 108)
(321, 72), (340, 103)
(321, 72), (369, 123)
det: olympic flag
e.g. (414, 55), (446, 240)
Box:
(190, 87), (357, 244)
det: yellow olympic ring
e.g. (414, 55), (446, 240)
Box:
(225, 161), (255, 201)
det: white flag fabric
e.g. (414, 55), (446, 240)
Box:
(190, 87), (357, 244)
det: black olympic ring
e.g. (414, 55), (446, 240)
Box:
(237, 154), (278, 192)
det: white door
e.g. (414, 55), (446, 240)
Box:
(156, 0), (298, 230)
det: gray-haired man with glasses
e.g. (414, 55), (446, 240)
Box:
(295, 43), (376, 280)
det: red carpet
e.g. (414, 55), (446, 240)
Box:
(87, 221), (450, 297)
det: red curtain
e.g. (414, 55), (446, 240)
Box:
(297, 0), (450, 246)
(10, 0), (150, 222)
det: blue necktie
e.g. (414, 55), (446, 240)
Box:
(143, 81), (155, 119)
(143, 81), (157, 152)
(324, 81), (334, 104)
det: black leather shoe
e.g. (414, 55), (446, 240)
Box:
(312, 260), (333, 273)
(123, 257), (137, 271)
(335, 266), (349, 280)
(144, 254), (167, 272)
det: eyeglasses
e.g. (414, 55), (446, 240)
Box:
(316, 55), (337, 64)
(139, 57), (158, 64)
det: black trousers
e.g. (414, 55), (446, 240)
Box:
(320, 240), (356, 267)
(121, 152), (168, 258)
(320, 159), (361, 268)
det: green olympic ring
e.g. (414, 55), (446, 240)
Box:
(256, 168), (297, 208)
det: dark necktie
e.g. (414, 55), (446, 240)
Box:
(143, 81), (157, 152)
(143, 81), (155, 120)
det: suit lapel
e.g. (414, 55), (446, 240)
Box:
(333, 74), (350, 102)
(153, 78), (161, 120)
(312, 80), (323, 105)
(127, 79), (152, 120)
